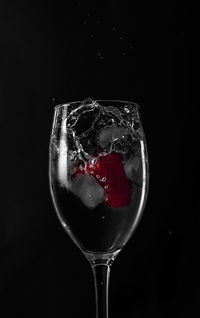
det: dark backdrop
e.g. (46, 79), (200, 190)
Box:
(0, 1), (198, 317)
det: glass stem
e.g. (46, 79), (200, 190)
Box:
(92, 263), (111, 318)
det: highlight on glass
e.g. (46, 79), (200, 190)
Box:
(49, 98), (149, 318)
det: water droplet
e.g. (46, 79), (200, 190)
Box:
(104, 185), (108, 189)
(124, 107), (130, 113)
(100, 152), (107, 157)
(102, 177), (106, 182)
(96, 175), (100, 179)
(97, 52), (104, 60)
(91, 158), (97, 165)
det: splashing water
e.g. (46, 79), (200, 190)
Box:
(52, 98), (144, 209)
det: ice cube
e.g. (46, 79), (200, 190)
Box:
(98, 127), (127, 148)
(124, 156), (142, 187)
(70, 174), (104, 209)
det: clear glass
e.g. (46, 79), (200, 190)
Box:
(49, 98), (149, 318)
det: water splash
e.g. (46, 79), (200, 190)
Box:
(53, 98), (143, 194)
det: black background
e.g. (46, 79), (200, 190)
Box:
(0, 1), (198, 317)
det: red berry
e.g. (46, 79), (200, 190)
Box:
(75, 152), (132, 208)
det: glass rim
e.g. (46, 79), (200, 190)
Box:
(54, 99), (140, 110)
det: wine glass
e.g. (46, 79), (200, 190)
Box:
(49, 98), (149, 318)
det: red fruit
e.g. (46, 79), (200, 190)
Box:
(75, 152), (132, 208)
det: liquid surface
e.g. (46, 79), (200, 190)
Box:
(49, 98), (148, 254)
